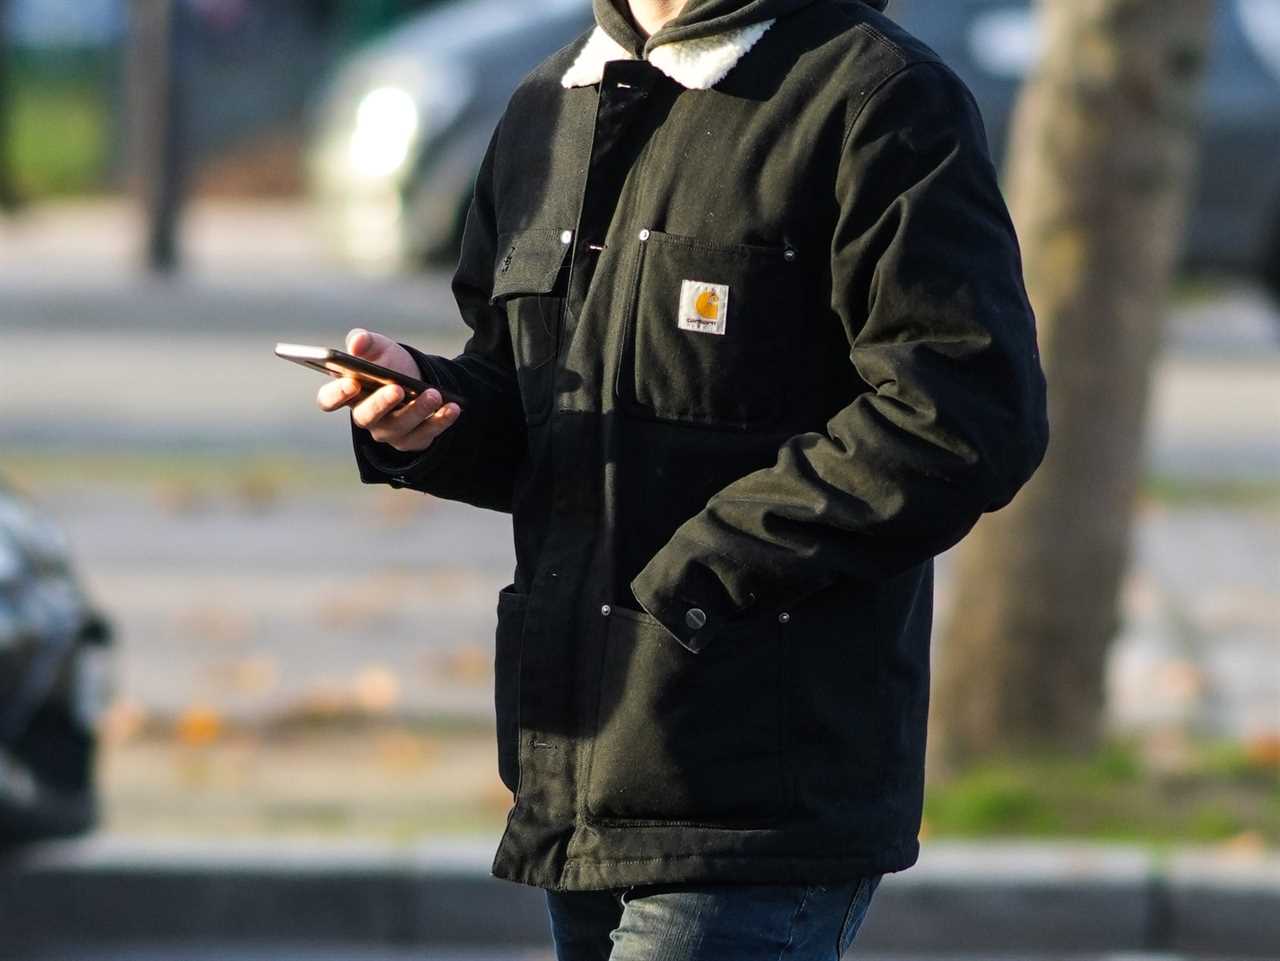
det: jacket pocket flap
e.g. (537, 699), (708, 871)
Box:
(490, 227), (572, 304)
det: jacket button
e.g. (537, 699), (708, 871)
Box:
(778, 612), (791, 624)
(601, 604), (611, 616)
(685, 608), (707, 630)
(783, 247), (797, 262)
(638, 228), (650, 241)
(560, 230), (573, 244)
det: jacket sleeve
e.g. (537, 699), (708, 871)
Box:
(352, 121), (526, 513)
(630, 61), (1049, 651)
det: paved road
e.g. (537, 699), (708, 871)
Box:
(22, 487), (1272, 740)
(14, 950), (1252, 961)
(3, 198), (1276, 737)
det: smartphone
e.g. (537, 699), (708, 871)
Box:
(274, 343), (465, 408)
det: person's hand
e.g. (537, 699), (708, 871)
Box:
(316, 328), (461, 452)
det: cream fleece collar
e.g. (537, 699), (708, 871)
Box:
(560, 20), (774, 90)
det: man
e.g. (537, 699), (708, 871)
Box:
(316, 0), (1048, 955)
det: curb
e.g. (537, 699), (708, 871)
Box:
(0, 839), (1276, 955)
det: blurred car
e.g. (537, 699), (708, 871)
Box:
(0, 481), (112, 844)
(306, 0), (594, 270)
(308, 0), (1280, 297)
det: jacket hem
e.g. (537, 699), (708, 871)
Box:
(492, 840), (919, 891)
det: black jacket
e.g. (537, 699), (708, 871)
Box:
(354, 0), (1048, 890)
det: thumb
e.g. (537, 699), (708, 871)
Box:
(346, 328), (395, 362)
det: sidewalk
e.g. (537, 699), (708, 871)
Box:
(2, 198), (1276, 754)
(2, 199), (1277, 471)
(0, 199), (454, 338)
(1, 838), (1276, 956)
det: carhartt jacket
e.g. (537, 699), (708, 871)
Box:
(353, 0), (1048, 891)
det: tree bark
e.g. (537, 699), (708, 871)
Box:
(129, 0), (185, 273)
(931, 0), (1214, 766)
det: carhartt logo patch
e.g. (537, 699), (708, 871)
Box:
(678, 280), (729, 335)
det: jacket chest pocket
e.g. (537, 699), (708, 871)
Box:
(491, 227), (573, 425)
(616, 229), (804, 429)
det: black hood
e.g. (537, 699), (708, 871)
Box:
(593, 0), (891, 58)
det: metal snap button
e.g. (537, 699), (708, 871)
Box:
(778, 612), (791, 624)
(601, 604), (612, 616)
(560, 230), (573, 244)
(638, 228), (650, 241)
(783, 247), (797, 262)
(685, 608), (707, 630)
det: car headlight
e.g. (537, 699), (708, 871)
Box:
(969, 6), (1044, 80)
(1240, 0), (1280, 81)
(349, 86), (422, 180)
(333, 58), (473, 184)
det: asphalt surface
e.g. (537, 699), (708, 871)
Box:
(2, 202), (1276, 741)
(10, 950), (1252, 961)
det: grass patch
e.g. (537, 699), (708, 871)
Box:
(1140, 474), (1280, 507)
(6, 51), (118, 198)
(4, 450), (357, 497)
(14, 451), (1278, 507)
(925, 741), (1280, 846)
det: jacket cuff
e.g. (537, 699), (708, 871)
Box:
(629, 534), (759, 654)
(351, 417), (449, 488)
(349, 344), (457, 489)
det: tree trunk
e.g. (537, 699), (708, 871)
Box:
(129, 0), (185, 273)
(930, 0), (1214, 766)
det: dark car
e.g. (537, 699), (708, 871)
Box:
(308, 0), (1280, 296)
(307, 0), (595, 270)
(893, 0), (1280, 297)
(0, 482), (112, 843)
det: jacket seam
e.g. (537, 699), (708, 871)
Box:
(840, 57), (941, 158)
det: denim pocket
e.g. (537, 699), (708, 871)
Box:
(837, 874), (882, 957)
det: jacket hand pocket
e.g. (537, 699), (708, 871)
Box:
(586, 604), (787, 823)
(494, 584), (528, 794)
(616, 230), (804, 429)
(491, 227), (572, 425)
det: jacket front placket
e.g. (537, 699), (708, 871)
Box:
(564, 59), (668, 321)
(494, 56), (677, 887)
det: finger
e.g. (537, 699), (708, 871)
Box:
(370, 389), (444, 442)
(346, 327), (398, 365)
(345, 328), (370, 355)
(316, 377), (364, 412)
(386, 403), (461, 452)
(350, 384), (405, 429)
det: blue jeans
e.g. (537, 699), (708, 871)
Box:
(546, 876), (881, 961)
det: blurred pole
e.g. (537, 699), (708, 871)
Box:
(0, 0), (18, 213)
(129, 0), (185, 274)
(931, 0), (1215, 767)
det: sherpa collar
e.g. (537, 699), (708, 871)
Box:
(561, 0), (889, 90)
(560, 19), (774, 90)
